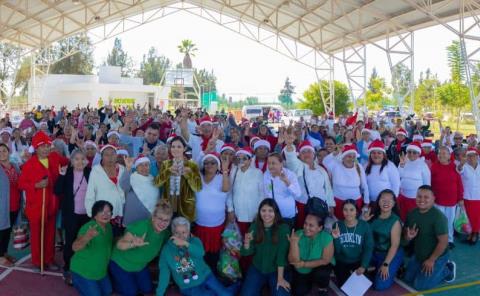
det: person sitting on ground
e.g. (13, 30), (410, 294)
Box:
(402, 185), (456, 290)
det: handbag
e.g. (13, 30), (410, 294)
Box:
(303, 167), (329, 219)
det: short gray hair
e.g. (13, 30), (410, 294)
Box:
(171, 216), (190, 233)
(154, 143), (168, 154)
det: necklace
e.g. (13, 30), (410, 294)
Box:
(345, 221), (358, 236)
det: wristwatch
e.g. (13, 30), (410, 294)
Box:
(382, 262), (389, 267)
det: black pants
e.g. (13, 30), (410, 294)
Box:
(63, 213), (90, 271)
(292, 264), (332, 296)
(334, 261), (361, 287)
(0, 211), (18, 257)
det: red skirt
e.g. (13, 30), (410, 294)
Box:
(193, 224), (224, 253)
(464, 200), (480, 232)
(334, 197), (363, 220)
(295, 201), (306, 229)
(398, 194), (417, 222)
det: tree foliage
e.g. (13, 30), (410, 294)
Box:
(50, 35), (94, 75)
(106, 37), (133, 77)
(178, 39), (198, 69)
(447, 40), (466, 84)
(299, 80), (350, 115)
(391, 63), (412, 105)
(278, 77), (295, 108)
(139, 47), (171, 85)
(0, 43), (23, 103)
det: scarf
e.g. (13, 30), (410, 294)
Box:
(130, 172), (159, 214)
(255, 157), (268, 173)
(201, 135), (211, 151)
(395, 139), (405, 153)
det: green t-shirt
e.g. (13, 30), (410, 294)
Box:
(296, 230), (335, 274)
(111, 219), (170, 272)
(70, 220), (113, 280)
(405, 207), (448, 262)
(370, 214), (400, 252)
(333, 220), (374, 268)
(240, 222), (290, 274)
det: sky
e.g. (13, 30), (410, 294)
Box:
(90, 10), (459, 103)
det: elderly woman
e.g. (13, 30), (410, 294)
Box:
(71, 200), (114, 296)
(110, 201), (172, 296)
(150, 144), (169, 177)
(156, 216), (235, 296)
(323, 144), (370, 219)
(121, 155), (159, 226)
(154, 136), (201, 222)
(0, 143), (21, 266)
(54, 149), (92, 284)
(85, 144), (126, 237)
(288, 213), (334, 296)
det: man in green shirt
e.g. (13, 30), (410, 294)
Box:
(403, 185), (456, 290)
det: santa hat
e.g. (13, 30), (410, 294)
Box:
(341, 144), (359, 159)
(421, 139), (433, 148)
(39, 121), (48, 127)
(202, 152), (221, 167)
(100, 144), (118, 153)
(0, 127), (12, 135)
(236, 147), (253, 158)
(298, 140), (314, 153)
(199, 116), (213, 126)
(396, 128), (407, 137)
(134, 154), (150, 168)
(116, 149), (129, 156)
(84, 140), (97, 149)
(107, 131), (120, 138)
(361, 128), (371, 134)
(466, 147), (479, 155)
(220, 143), (236, 154)
(406, 141), (422, 154)
(249, 136), (261, 147)
(253, 139), (271, 151)
(367, 139), (385, 154)
(166, 133), (178, 143)
(412, 134), (424, 142)
(32, 131), (52, 149)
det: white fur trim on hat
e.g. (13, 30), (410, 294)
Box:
(406, 144), (421, 154)
(107, 131), (120, 138)
(412, 134), (424, 141)
(421, 142), (433, 148)
(0, 127), (12, 135)
(299, 145), (315, 153)
(202, 153), (221, 167)
(84, 140), (97, 149)
(100, 144), (118, 153)
(235, 149), (252, 158)
(116, 149), (128, 156)
(253, 139), (271, 151)
(134, 156), (150, 168)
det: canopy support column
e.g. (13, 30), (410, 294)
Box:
(314, 52), (335, 116)
(342, 45), (366, 112)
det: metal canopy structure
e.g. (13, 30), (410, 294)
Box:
(1, 0), (480, 132)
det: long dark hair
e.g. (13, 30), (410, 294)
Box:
(254, 199), (282, 244)
(373, 189), (400, 218)
(365, 153), (388, 175)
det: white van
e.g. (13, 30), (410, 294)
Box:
(242, 105), (263, 120)
(283, 109), (313, 124)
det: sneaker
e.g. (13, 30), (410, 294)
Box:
(444, 261), (456, 283)
(46, 263), (61, 272)
(63, 271), (73, 286)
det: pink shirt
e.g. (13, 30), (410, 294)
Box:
(73, 170), (88, 214)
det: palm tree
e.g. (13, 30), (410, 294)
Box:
(178, 39), (198, 69)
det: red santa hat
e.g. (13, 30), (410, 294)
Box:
(134, 154), (150, 168)
(406, 141), (422, 154)
(253, 139), (271, 151)
(412, 134), (424, 142)
(396, 128), (407, 137)
(107, 131), (120, 138)
(202, 152), (221, 167)
(361, 128), (371, 134)
(166, 133), (178, 143)
(84, 140), (97, 149)
(220, 143), (236, 154)
(249, 136), (261, 147)
(341, 144), (359, 159)
(298, 140), (315, 153)
(367, 139), (385, 154)
(199, 116), (213, 126)
(235, 147), (253, 158)
(466, 147), (479, 156)
(32, 131), (52, 149)
(421, 139), (433, 148)
(100, 144), (118, 153)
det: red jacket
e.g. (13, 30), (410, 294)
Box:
(18, 152), (69, 221)
(431, 161), (464, 207)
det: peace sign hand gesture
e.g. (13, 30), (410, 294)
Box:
(406, 223), (419, 241)
(331, 223), (341, 239)
(362, 207), (374, 221)
(85, 225), (99, 240)
(287, 229), (300, 244)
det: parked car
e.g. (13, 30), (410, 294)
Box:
(283, 109), (313, 124)
(242, 105), (263, 120)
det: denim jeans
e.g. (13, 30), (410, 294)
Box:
(404, 253), (452, 291)
(180, 273), (238, 296)
(240, 265), (290, 296)
(72, 272), (112, 296)
(370, 248), (404, 291)
(108, 260), (152, 296)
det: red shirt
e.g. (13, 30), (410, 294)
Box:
(1, 163), (21, 212)
(431, 161), (464, 206)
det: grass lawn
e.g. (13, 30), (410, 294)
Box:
(427, 121), (477, 139)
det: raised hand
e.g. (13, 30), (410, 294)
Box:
(279, 171), (290, 186)
(170, 236), (188, 247)
(124, 156), (135, 171)
(286, 229), (299, 244)
(59, 165), (68, 176)
(331, 223), (341, 239)
(244, 231), (254, 248)
(406, 223), (418, 240)
(399, 152), (406, 167)
(131, 233), (149, 248)
(35, 177), (48, 189)
(361, 207), (374, 221)
(85, 225), (99, 240)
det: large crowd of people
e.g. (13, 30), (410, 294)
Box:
(0, 104), (478, 296)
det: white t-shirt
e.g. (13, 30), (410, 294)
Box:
(195, 174), (228, 227)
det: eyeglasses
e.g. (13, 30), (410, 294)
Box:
(407, 151), (419, 154)
(203, 161), (218, 166)
(236, 156), (249, 161)
(454, 137), (463, 140)
(100, 211), (112, 216)
(153, 216), (170, 223)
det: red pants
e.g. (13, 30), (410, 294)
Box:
(237, 221), (251, 237)
(295, 201), (306, 229)
(334, 197), (363, 220)
(398, 194), (417, 222)
(28, 215), (56, 267)
(465, 200), (480, 232)
(193, 224), (224, 253)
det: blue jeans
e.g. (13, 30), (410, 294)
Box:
(240, 265), (290, 296)
(72, 272), (112, 296)
(109, 260), (152, 296)
(371, 248), (404, 291)
(404, 253), (451, 291)
(180, 273), (238, 296)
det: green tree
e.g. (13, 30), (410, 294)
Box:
(391, 63), (412, 107)
(362, 68), (391, 110)
(139, 47), (171, 85)
(178, 39), (198, 69)
(437, 82), (470, 128)
(299, 80), (350, 115)
(278, 77), (295, 108)
(412, 69), (440, 114)
(0, 43), (23, 104)
(245, 96), (259, 105)
(106, 37), (133, 77)
(50, 35), (94, 75)
(447, 40), (466, 84)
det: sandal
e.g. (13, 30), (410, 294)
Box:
(4, 254), (17, 263)
(0, 257), (14, 267)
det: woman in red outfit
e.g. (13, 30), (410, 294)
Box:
(18, 131), (69, 271)
(0, 143), (21, 266)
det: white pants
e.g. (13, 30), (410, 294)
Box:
(435, 204), (456, 243)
